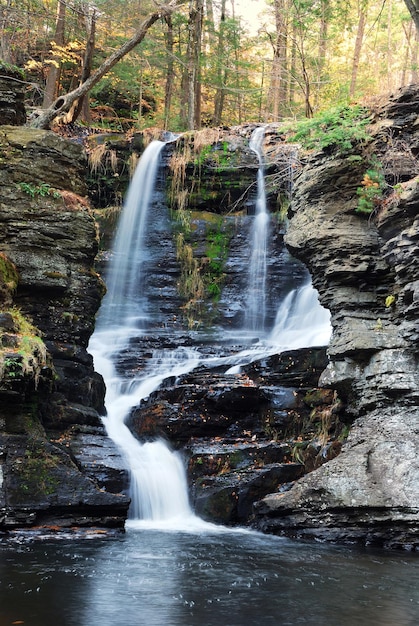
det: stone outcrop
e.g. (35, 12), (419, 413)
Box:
(0, 126), (129, 530)
(126, 348), (340, 525)
(254, 85), (419, 549)
(0, 67), (26, 126)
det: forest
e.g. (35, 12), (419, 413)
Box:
(2, 0), (419, 131)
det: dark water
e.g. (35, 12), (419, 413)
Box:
(1, 527), (418, 626)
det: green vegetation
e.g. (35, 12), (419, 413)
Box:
(0, 60), (25, 79)
(0, 308), (48, 387)
(194, 141), (234, 171)
(17, 182), (61, 199)
(285, 105), (371, 154)
(172, 207), (231, 328)
(355, 167), (386, 214)
(204, 225), (230, 300)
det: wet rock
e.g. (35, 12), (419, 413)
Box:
(242, 347), (329, 387)
(0, 127), (126, 530)
(68, 427), (129, 494)
(0, 69), (26, 125)
(0, 433), (129, 529)
(194, 462), (304, 524)
(129, 374), (272, 443)
(255, 84), (419, 548)
(254, 406), (419, 549)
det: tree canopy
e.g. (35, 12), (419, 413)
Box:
(0, 0), (418, 130)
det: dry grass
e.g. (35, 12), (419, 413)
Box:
(169, 147), (192, 208)
(128, 152), (139, 178)
(193, 128), (220, 153)
(88, 145), (119, 175)
(59, 190), (90, 211)
(175, 232), (205, 328)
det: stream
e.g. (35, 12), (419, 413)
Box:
(1, 528), (419, 626)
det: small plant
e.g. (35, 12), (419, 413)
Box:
(0, 308), (48, 387)
(17, 182), (60, 199)
(285, 104), (371, 154)
(355, 168), (385, 215)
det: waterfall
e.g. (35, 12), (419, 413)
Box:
(269, 279), (332, 349)
(100, 140), (165, 328)
(89, 141), (199, 526)
(245, 126), (269, 332)
(89, 132), (332, 529)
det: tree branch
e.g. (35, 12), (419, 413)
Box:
(30, 0), (185, 129)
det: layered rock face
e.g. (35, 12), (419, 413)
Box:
(254, 86), (419, 549)
(0, 69), (26, 126)
(0, 127), (129, 530)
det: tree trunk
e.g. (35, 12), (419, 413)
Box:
(265, 0), (288, 121)
(65, 9), (96, 124)
(315, 0), (329, 106)
(42, 0), (66, 108)
(31, 1), (183, 130)
(404, 0), (419, 35)
(213, 0), (227, 125)
(349, 5), (366, 99)
(411, 26), (419, 82)
(0, 0), (13, 63)
(186, 0), (203, 130)
(289, 21), (297, 107)
(163, 14), (175, 130)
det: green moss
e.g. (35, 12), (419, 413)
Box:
(0, 61), (25, 79)
(0, 252), (18, 292)
(14, 441), (60, 498)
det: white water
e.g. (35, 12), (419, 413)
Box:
(89, 135), (332, 529)
(90, 140), (201, 527)
(245, 126), (269, 331)
(100, 140), (166, 327)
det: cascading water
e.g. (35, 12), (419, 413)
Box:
(89, 132), (332, 528)
(245, 126), (269, 332)
(89, 140), (200, 526)
(101, 140), (165, 327)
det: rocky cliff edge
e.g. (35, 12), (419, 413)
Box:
(254, 85), (419, 549)
(0, 126), (129, 531)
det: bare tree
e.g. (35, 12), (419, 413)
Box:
(349, 2), (366, 99)
(404, 0), (419, 34)
(31, 0), (185, 129)
(265, 0), (289, 121)
(42, 0), (66, 108)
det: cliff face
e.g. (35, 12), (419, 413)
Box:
(254, 86), (419, 549)
(0, 126), (129, 530)
(1, 84), (418, 545)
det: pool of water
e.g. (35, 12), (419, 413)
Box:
(1, 527), (418, 626)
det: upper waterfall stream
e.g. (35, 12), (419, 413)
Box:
(89, 134), (332, 528)
(245, 126), (269, 331)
